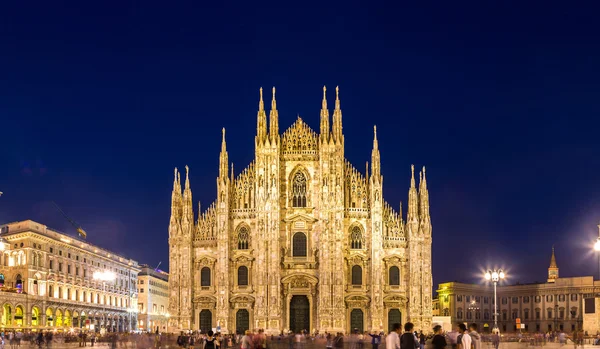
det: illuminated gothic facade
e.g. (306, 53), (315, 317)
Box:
(168, 87), (433, 334)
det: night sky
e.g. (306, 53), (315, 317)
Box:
(1, 2), (600, 289)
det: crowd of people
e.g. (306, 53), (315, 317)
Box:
(1, 325), (600, 349)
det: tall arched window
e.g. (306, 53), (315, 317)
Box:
(237, 226), (249, 250)
(200, 267), (211, 287)
(389, 266), (400, 285)
(292, 172), (307, 207)
(238, 266), (248, 286)
(352, 265), (362, 285)
(15, 274), (22, 293)
(292, 233), (307, 257)
(350, 226), (363, 249)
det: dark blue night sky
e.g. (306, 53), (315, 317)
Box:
(1, 2), (600, 288)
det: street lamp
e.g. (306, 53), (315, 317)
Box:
(93, 271), (116, 332)
(485, 269), (505, 334)
(593, 225), (600, 280)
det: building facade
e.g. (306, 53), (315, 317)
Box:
(168, 87), (433, 334)
(137, 265), (169, 332)
(435, 249), (600, 333)
(0, 220), (140, 331)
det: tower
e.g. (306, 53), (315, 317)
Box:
(369, 126), (384, 330)
(548, 246), (559, 283)
(216, 128), (232, 332)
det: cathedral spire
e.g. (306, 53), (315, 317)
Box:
(408, 164), (419, 222)
(269, 87), (279, 143)
(219, 128), (228, 179)
(548, 245), (559, 282)
(182, 165), (193, 224)
(320, 85), (330, 142)
(332, 86), (343, 143)
(170, 167), (183, 219)
(371, 125), (381, 181)
(257, 87), (267, 144)
(419, 166), (430, 222)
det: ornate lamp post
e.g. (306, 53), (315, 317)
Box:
(485, 269), (505, 333)
(93, 270), (116, 332)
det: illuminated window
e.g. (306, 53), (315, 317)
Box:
(292, 172), (307, 207)
(292, 233), (307, 257)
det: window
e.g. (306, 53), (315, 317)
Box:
(535, 309), (540, 319)
(237, 266), (248, 286)
(512, 310), (518, 320)
(350, 226), (363, 249)
(466, 311), (472, 320)
(76, 267), (79, 276)
(59, 263), (63, 272)
(571, 294), (578, 302)
(523, 296), (530, 303)
(524, 309), (529, 320)
(351, 265), (362, 285)
(559, 309), (565, 319)
(389, 266), (400, 286)
(292, 232), (307, 257)
(49, 261), (53, 270)
(502, 297), (507, 305)
(292, 172), (307, 207)
(457, 309), (463, 319)
(483, 297), (489, 304)
(68, 265), (71, 274)
(48, 285), (53, 297)
(502, 310), (507, 321)
(546, 295), (553, 302)
(200, 267), (211, 287)
(50, 247), (53, 253)
(457, 295), (462, 302)
(547, 309), (553, 319)
(237, 227), (250, 250)
(535, 296), (541, 303)
(483, 310), (490, 320)
(558, 295), (565, 302)
(466, 296), (471, 303)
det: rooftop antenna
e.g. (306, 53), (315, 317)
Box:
(52, 202), (87, 239)
(154, 261), (162, 271)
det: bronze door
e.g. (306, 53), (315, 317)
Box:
(387, 309), (402, 333)
(236, 309), (250, 334)
(289, 295), (310, 333)
(199, 310), (212, 333)
(350, 309), (364, 333)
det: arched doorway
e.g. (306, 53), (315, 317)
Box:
(32, 307), (40, 326)
(2, 304), (12, 326)
(289, 295), (310, 334)
(14, 306), (24, 326)
(55, 309), (63, 327)
(388, 309), (402, 333)
(46, 308), (54, 327)
(199, 310), (212, 333)
(236, 309), (250, 334)
(350, 309), (363, 333)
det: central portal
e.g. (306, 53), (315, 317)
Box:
(289, 295), (310, 333)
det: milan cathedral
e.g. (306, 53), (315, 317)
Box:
(167, 87), (433, 335)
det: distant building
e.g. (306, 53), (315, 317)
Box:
(137, 265), (169, 332)
(435, 248), (600, 333)
(0, 220), (140, 331)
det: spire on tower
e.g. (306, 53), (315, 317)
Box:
(269, 86), (279, 142)
(371, 125), (381, 181)
(408, 164), (419, 221)
(320, 85), (330, 141)
(256, 87), (267, 144)
(419, 166), (430, 222)
(219, 128), (228, 179)
(548, 245), (559, 282)
(332, 86), (343, 142)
